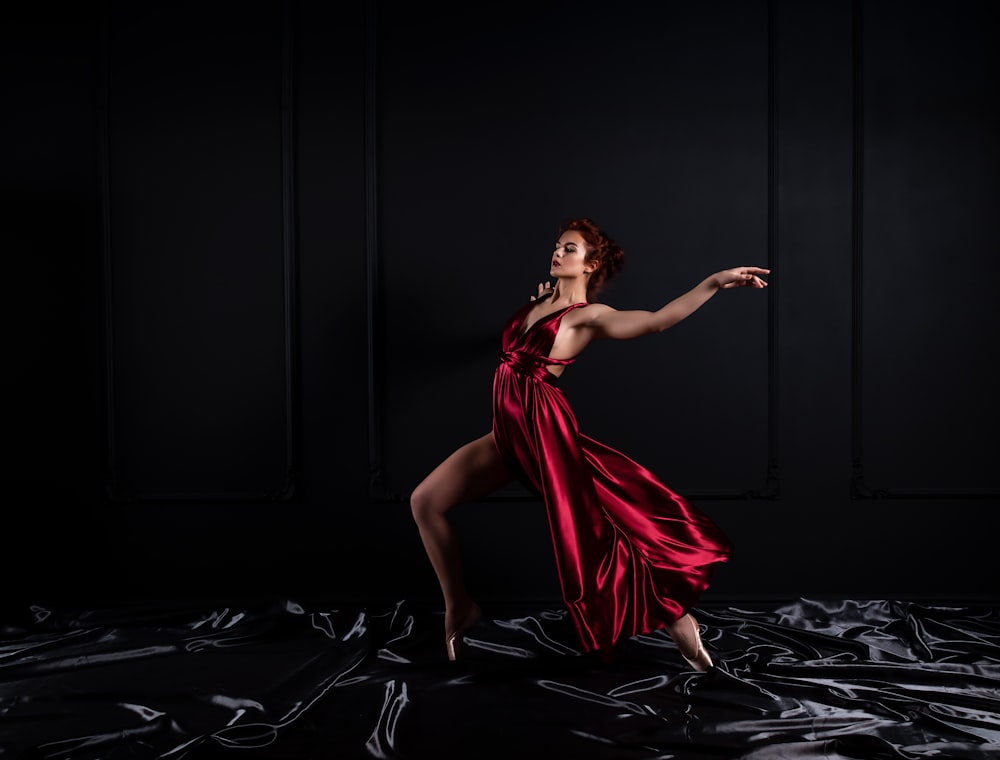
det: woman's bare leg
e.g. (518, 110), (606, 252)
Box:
(410, 432), (513, 653)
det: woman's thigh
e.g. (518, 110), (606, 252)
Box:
(411, 432), (513, 513)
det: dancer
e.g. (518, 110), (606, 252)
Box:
(410, 217), (769, 670)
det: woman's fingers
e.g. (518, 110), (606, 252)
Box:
(531, 281), (553, 300)
(720, 268), (770, 289)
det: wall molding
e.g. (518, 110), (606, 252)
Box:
(99, 0), (116, 501)
(366, 1), (781, 503)
(848, 0), (998, 501)
(849, 0), (869, 500)
(365, 0), (386, 501)
(759, 0), (781, 501)
(101, 1), (299, 502)
(278, 0), (300, 502)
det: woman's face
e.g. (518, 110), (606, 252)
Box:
(551, 231), (595, 279)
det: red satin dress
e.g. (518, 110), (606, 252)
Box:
(492, 299), (734, 657)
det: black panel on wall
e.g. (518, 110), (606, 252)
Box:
(102, 0), (297, 501)
(372, 0), (774, 503)
(4, 0), (999, 607)
(2, 9), (104, 504)
(855, 0), (1000, 498)
(773, 0), (854, 501)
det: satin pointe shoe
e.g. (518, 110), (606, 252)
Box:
(680, 615), (714, 673)
(445, 603), (482, 662)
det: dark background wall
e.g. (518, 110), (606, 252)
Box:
(3, 0), (997, 613)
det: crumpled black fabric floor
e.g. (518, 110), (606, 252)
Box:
(2, 597), (999, 759)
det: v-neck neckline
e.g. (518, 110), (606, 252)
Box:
(519, 302), (586, 338)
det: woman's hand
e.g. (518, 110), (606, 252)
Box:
(715, 267), (770, 289)
(530, 281), (554, 301)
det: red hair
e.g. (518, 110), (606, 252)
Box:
(559, 218), (625, 300)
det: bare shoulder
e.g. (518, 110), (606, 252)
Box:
(567, 302), (615, 326)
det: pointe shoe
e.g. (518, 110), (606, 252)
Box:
(445, 603), (482, 661)
(679, 615), (714, 673)
(445, 631), (463, 662)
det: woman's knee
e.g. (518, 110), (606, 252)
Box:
(409, 481), (441, 523)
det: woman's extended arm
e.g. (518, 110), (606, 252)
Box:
(585, 267), (769, 341)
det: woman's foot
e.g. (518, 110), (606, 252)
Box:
(445, 602), (482, 661)
(671, 614), (713, 672)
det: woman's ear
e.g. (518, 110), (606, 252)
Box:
(584, 258), (600, 274)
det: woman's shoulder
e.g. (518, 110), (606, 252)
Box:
(565, 302), (614, 324)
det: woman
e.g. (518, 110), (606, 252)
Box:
(410, 217), (769, 670)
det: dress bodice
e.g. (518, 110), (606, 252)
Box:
(499, 300), (587, 380)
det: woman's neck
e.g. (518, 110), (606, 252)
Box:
(549, 280), (589, 305)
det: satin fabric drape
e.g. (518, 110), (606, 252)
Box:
(5, 598), (999, 759)
(492, 300), (734, 655)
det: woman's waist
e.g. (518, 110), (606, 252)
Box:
(498, 351), (567, 384)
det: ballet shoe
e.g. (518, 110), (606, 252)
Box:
(679, 615), (714, 673)
(445, 603), (482, 662)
